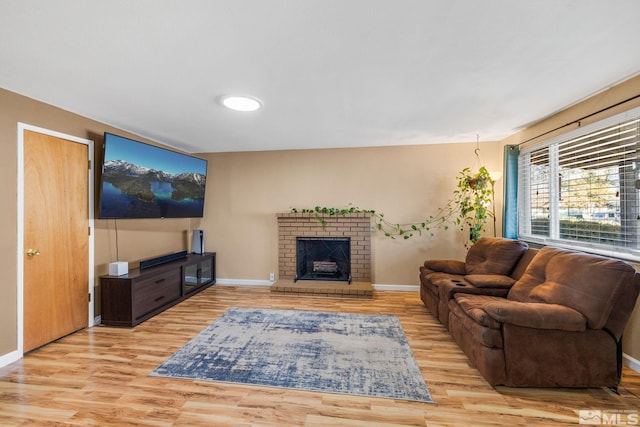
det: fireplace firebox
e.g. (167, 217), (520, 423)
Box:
(295, 237), (351, 283)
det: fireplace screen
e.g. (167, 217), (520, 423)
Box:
(295, 237), (351, 283)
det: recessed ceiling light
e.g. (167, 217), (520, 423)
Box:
(220, 95), (262, 112)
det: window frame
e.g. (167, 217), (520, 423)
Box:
(517, 105), (640, 262)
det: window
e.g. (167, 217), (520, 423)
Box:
(518, 106), (640, 259)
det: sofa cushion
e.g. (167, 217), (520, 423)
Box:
(464, 274), (516, 289)
(449, 297), (504, 348)
(423, 259), (466, 275)
(482, 300), (587, 331)
(508, 246), (557, 302)
(510, 246), (635, 330)
(465, 237), (529, 275)
(509, 248), (539, 280)
(453, 294), (502, 329)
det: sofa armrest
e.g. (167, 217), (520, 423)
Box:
(464, 274), (515, 289)
(423, 260), (466, 275)
(482, 300), (587, 331)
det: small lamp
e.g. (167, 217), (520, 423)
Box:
(489, 171), (502, 237)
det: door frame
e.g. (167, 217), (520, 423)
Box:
(16, 123), (95, 357)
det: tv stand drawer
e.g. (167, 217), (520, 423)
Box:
(133, 270), (181, 320)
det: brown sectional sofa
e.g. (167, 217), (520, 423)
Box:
(420, 238), (640, 389)
(420, 237), (536, 328)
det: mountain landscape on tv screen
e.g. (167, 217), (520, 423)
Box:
(100, 160), (206, 218)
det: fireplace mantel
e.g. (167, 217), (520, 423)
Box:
(277, 213), (372, 282)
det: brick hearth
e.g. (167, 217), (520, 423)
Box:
(276, 212), (372, 283)
(270, 280), (373, 298)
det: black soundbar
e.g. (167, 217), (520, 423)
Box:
(140, 251), (188, 269)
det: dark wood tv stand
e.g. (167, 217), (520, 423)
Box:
(100, 252), (216, 327)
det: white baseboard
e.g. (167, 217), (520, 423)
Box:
(373, 284), (420, 291)
(624, 352), (640, 373)
(215, 278), (273, 286)
(0, 349), (22, 369)
(215, 279), (419, 291)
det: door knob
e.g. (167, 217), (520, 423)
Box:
(26, 249), (41, 257)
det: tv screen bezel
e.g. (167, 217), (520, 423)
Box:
(98, 132), (208, 219)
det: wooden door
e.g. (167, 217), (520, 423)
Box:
(23, 130), (89, 352)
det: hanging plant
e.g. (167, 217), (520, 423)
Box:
(452, 166), (494, 244)
(291, 166), (495, 244)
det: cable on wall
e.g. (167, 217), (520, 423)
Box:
(114, 219), (120, 262)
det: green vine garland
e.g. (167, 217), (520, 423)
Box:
(291, 166), (495, 244)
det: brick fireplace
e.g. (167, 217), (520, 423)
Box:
(277, 212), (372, 283)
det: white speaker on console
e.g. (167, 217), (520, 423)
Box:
(191, 229), (205, 254)
(109, 261), (128, 276)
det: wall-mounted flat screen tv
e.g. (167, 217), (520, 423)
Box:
(99, 132), (208, 219)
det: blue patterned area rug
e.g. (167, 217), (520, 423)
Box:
(150, 307), (433, 403)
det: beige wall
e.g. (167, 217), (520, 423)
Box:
(499, 73), (640, 361)
(197, 143), (503, 285)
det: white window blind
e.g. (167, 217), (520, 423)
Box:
(518, 107), (640, 258)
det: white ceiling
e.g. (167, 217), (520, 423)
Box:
(1, 1), (640, 153)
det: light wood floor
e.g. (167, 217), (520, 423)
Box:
(1, 286), (639, 426)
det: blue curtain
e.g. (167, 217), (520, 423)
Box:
(502, 145), (519, 239)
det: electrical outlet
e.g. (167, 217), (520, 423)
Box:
(270, 272), (275, 281)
